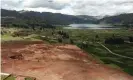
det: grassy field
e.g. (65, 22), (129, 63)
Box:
(105, 43), (133, 57)
(1, 75), (35, 80)
(1, 75), (15, 80)
(1, 27), (133, 75)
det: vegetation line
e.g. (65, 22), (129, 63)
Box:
(97, 42), (133, 60)
(124, 41), (133, 44)
(3, 74), (13, 80)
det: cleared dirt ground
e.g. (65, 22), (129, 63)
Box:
(1, 41), (133, 80)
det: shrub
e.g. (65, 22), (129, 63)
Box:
(78, 41), (88, 48)
(11, 31), (29, 37)
(70, 39), (74, 44)
(58, 38), (62, 43)
(1, 31), (7, 35)
(57, 31), (69, 39)
(105, 37), (124, 44)
(129, 36), (133, 42)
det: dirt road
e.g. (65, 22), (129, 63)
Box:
(1, 41), (133, 80)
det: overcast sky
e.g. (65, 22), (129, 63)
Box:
(1, 0), (133, 16)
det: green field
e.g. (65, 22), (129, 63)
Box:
(1, 75), (35, 80)
(1, 75), (15, 80)
(1, 27), (133, 75)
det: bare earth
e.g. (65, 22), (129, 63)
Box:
(1, 41), (133, 80)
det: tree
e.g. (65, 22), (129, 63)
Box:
(58, 38), (62, 43)
(95, 34), (100, 42)
(105, 37), (124, 44)
(70, 39), (74, 44)
(81, 41), (88, 48)
(129, 36), (133, 42)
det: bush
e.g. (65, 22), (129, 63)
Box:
(70, 39), (74, 44)
(58, 38), (62, 43)
(1, 31), (7, 35)
(78, 41), (88, 48)
(57, 31), (69, 39)
(38, 36), (48, 41)
(25, 77), (36, 80)
(129, 36), (133, 42)
(11, 31), (29, 37)
(105, 37), (124, 44)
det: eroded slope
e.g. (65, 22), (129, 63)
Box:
(1, 41), (133, 80)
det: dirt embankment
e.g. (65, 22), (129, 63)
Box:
(1, 41), (133, 80)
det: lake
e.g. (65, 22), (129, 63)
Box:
(64, 24), (120, 29)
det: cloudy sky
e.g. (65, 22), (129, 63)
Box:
(1, 0), (133, 16)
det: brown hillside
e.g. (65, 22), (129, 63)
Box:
(1, 41), (133, 80)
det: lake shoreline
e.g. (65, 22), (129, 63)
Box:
(64, 24), (121, 29)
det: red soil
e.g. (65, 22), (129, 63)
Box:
(1, 41), (133, 80)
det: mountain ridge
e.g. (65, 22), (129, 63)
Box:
(100, 13), (133, 25)
(1, 9), (97, 25)
(1, 9), (133, 26)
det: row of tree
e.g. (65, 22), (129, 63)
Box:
(105, 36), (133, 44)
(2, 22), (55, 30)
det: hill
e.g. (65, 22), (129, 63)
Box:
(100, 13), (133, 25)
(1, 9), (97, 25)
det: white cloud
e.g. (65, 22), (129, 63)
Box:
(1, 0), (23, 10)
(69, 0), (133, 16)
(1, 0), (133, 16)
(22, 0), (70, 10)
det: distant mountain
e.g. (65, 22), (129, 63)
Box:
(100, 13), (133, 25)
(1, 9), (97, 25)
(76, 15), (97, 21)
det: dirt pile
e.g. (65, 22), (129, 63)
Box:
(1, 41), (133, 80)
